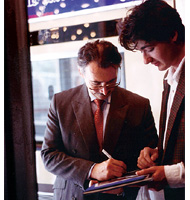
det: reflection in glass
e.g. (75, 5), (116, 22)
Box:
(30, 19), (119, 46)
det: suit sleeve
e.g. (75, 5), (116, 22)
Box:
(114, 97), (158, 172)
(139, 99), (158, 149)
(129, 99), (158, 170)
(41, 95), (94, 189)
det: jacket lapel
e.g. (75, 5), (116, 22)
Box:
(158, 78), (170, 157)
(163, 65), (185, 151)
(71, 85), (100, 155)
(103, 88), (129, 155)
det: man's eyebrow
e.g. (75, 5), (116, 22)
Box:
(91, 80), (101, 84)
(91, 78), (117, 84)
(140, 44), (153, 50)
(107, 78), (117, 83)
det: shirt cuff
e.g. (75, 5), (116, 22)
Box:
(164, 162), (185, 188)
(87, 163), (96, 180)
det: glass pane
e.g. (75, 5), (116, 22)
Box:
(28, 1), (134, 197)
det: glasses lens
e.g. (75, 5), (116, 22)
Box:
(89, 82), (120, 90)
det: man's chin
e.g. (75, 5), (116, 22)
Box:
(157, 65), (167, 71)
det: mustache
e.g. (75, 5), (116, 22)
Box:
(98, 90), (112, 96)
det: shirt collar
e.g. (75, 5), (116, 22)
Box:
(165, 57), (185, 86)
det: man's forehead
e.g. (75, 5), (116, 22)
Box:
(136, 40), (149, 49)
(136, 40), (155, 50)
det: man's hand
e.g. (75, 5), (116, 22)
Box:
(90, 158), (127, 181)
(137, 147), (158, 169)
(136, 166), (167, 191)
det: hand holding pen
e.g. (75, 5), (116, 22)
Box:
(90, 149), (127, 181)
(102, 149), (139, 176)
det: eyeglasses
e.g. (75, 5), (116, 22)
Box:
(88, 82), (120, 91)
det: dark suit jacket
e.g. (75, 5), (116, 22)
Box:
(41, 85), (158, 200)
(158, 64), (185, 200)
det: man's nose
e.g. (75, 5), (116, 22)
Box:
(100, 86), (109, 95)
(143, 52), (152, 64)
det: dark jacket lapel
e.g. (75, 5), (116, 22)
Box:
(103, 87), (129, 155)
(164, 64), (185, 150)
(158, 77), (170, 157)
(71, 84), (100, 156)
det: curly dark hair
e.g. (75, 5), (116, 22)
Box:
(77, 40), (121, 69)
(118, 0), (185, 51)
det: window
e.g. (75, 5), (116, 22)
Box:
(28, 0), (144, 198)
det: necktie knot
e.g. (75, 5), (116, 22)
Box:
(94, 99), (104, 108)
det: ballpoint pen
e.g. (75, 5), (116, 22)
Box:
(102, 149), (112, 159)
(102, 149), (139, 175)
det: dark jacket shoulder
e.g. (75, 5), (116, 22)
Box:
(113, 86), (150, 106)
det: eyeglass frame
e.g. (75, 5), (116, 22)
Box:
(80, 64), (121, 91)
(88, 81), (120, 91)
(88, 66), (121, 90)
(87, 66), (121, 91)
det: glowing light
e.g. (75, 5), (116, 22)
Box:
(50, 28), (59, 40)
(120, 0), (126, 2)
(38, 39), (44, 45)
(39, 6), (45, 11)
(54, 9), (59, 14)
(76, 29), (83, 35)
(42, 0), (48, 6)
(63, 27), (67, 32)
(83, 36), (89, 40)
(94, 0), (99, 2)
(84, 23), (90, 28)
(36, 11), (42, 17)
(90, 31), (96, 38)
(50, 28), (59, 31)
(60, 2), (66, 8)
(71, 35), (77, 41)
(51, 32), (59, 39)
(81, 3), (90, 9)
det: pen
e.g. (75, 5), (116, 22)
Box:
(102, 149), (112, 159)
(102, 149), (130, 175)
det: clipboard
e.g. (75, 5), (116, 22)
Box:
(84, 174), (153, 195)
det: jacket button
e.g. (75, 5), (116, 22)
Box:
(72, 149), (77, 154)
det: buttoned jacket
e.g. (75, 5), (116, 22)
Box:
(41, 84), (158, 200)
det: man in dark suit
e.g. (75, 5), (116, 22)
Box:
(118, 0), (185, 199)
(41, 39), (158, 200)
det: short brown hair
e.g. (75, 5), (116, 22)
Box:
(118, 0), (185, 51)
(77, 40), (122, 69)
